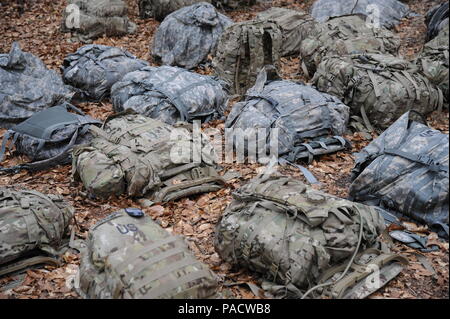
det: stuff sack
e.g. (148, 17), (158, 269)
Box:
(215, 174), (408, 299)
(349, 111), (449, 238)
(310, 0), (412, 29)
(72, 113), (226, 201)
(255, 7), (318, 57)
(0, 103), (101, 174)
(152, 2), (233, 69)
(111, 66), (228, 124)
(78, 209), (219, 299)
(299, 14), (400, 77)
(425, 2), (449, 41)
(61, 0), (137, 43)
(213, 20), (282, 95)
(312, 53), (444, 130)
(0, 42), (73, 129)
(225, 66), (350, 163)
(0, 187), (74, 277)
(61, 45), (148, 102)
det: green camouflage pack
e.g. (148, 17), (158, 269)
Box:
(312, 53), (444, 130)
(0, 187), (74, 276)
(255, 7), (318, 57)
(78, 209), (219, 299)
(416, 24), (449, 102)
(215, 174), (408, 299)
(213, 20), (282, 95)
(72, 112), (225, 201)
(299, 14), (400, 77)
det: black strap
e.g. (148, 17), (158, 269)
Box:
(383, 148), (448, 173)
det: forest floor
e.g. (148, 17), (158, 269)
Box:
(0, 0), (448, 299)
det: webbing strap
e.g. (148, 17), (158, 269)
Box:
(367, 70), (381, 98)
(383, 148), (448, 173)
(0, 256), (60, 277)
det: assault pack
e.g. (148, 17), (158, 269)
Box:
(0, 42), (72, 129)
(0, 104), (101, 174)
(299, 14), (400, 77)
(225, 66), (350, 163)
(78, 209), (219, 299)
(213, 20), (282, 95)
(215, 174), (408, 299)
(61, 45), (148, 102)
(0, 187), (74, 278)
(61, 0), (137, 43)
(152, 2), (233, 69)
(72, 112), (226, 201)
(312, 53), (444, 130)
(350, 111), (449, 239)
(111, 66), (228, 124)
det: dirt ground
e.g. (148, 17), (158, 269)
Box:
(0, 0), (448, 299)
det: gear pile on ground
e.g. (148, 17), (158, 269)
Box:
(152, 2), (233, 69)
(0, 42), (72, 129)
(61, 0), (137, 43)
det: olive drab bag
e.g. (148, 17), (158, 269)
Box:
(213, 20), (282, 96)
(215, 174), (408, 299)
(78, 209), (219, 299)
(72, 112), (226, 201)
(299, 14), (400, 77)
(350, 111), (449, 239)
(312, 53), (444, 130)
(0, 187), (74, 277)
(0, 104), (101, 174)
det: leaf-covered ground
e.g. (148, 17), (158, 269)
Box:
(0, 0), (448, 299)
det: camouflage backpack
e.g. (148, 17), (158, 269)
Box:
(211, 0), (256, 10)
(72, 112), (225, 201)
(299, 14), (400, 77)
(0, 104), (101, 174)
(350, 111), (449, 239)
(152, 2), (233, 69)
(138, 0), (206, 20)
(215, 174), (408, 299)
(416, 24), (449, 102)
(0, 187), (74, 278)
(78, 208), (219, 299)
(425, 2), (449, 41)
(213, 20), (282, 95)
(0, 42), (73, 129)
(225, 66), (350, 164)
(255, 7), (318, 57)
(312, 53), (444, 130)
(61, 0), (137, 43)
(61, 45), (148, 102)
(111, 66), (228, 125)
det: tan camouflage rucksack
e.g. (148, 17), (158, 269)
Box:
(78, 209), (219, 299)
(215, 174), (408, 299)
(213, 20), (282, 95)
(299, 14), (400, 77)
(61, 0), (137, 42)
(312, 53), (444, 130)
(0, 187), (74, 277)
(72, 112), (225, 201)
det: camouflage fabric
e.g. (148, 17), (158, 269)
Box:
(152, 2), (233, 69)
(299, 14), (400, 77)
(0, 186), (74, 267)
(310, 0), (412, 29)
(78, 209), (219, 299)
(72, 113), (225, 201)
(213, 20), (282, 95)
(212, 0), (256, 10)
(312, 53), (444, 130)
(256, 7), (318, 57)
(416, 24), (449, 103)
(425, 2), (449, 41)
(61, 0), (137, 43)
(111, 66), (228, 124)
(0, 103), (101, 174)
(350, 111), (449, 238)
(215, 174), (405, 298)
(0, 42), (73, 129)
(61, 45), (148, 102)
(138, 0), (207, 21)
(225, 66), (350, 163)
